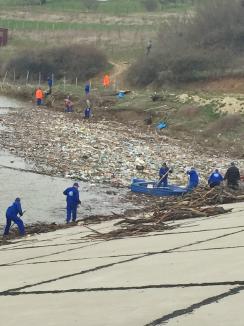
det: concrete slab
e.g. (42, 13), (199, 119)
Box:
(167, 288), (244, 326)
(0, 287), (229, 326)
(1, 202), (244, 325)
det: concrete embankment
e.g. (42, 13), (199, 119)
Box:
(0, 202), (244, 325)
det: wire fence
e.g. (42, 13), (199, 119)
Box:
(0, 69), (122, 94)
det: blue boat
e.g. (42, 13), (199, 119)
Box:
(130, 179), (188, 197)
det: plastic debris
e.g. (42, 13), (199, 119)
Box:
(0, 107), (243, 187)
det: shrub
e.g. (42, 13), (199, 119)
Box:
(129, 0), (244, 86)
(142, 0), (159, 11)
(82, 0), (99, 11)
(128, 57), (160, 86)
(22, 0), (46, 4)
(3, 45), (108, 82)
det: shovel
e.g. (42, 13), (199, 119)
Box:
(156, 168), (173, 187)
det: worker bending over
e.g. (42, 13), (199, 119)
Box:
(208, 169), (223, 188)
(3, 198), (25, 236)
(64, 96), (73, 112)
(187, 167), (199, 189)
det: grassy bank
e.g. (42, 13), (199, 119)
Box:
(0, 0), (195, 14)
(1, 79), (244, 160)
(0, 18), (155, 31)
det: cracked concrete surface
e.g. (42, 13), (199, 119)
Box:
(1, 202), (244, 325)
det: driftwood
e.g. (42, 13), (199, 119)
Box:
(86, 186), (243, 240)
(87, 205), (232, 240)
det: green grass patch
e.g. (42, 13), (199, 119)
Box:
(0, 18), (153, 31)
(0, 0), (195, 14)
(201, 103), (221, 121)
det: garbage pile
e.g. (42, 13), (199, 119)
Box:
(0, 107), (242, 187)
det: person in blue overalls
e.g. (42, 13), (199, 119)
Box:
(63, 182), (81, 223)
(84, 106), (91, 119)
(3, 198), (25, 236)
(158, 163), (172, 187)
(84, 82), (90, 97)
(47, 76), (53, 90)
(187, 167), (199, 189)
(208, 169), (223, 188)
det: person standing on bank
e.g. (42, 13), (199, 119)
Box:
(84, 106), (92, 119)
(103, 74), (110, 88)
(47, 76), (53, 91)
(146, 40), (152, 55)
(187, 167), (199, 189)
(63, 183), (81, 223)
(85, 81), (90, 97)
(224, 162), (240, 190)
(158, 162), (172, 187)
(3, 198), (25, 236)
(35, 87), (44, 107)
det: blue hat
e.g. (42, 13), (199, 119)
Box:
(73, 182), (79, 188)
(15, 197), (21, 202)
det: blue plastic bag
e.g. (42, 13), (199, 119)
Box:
(117, 91), (125, 98)
(156, 121), (167, 130)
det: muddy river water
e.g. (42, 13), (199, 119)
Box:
(0, 96), (137, 228)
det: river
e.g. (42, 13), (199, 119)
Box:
(0, 96), (137, 227)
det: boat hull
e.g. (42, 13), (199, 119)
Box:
(131, 180), (188, 196)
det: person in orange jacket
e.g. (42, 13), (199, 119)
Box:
(35, 87), (44, 106)
(103, 74), (110, 88)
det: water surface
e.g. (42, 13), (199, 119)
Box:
(0, 97), (137, 229)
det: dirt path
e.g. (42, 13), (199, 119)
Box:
(109, 61), (130, 90)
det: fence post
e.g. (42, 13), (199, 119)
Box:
(13, 69), (16, 83)
(52, 73), (54, 86)
(75, 77), (78, 88)
(26, 71), (29, 85)
(63, 76), (66, 92)
(38, 72), (41, 86)
(2, 71), (8, 84)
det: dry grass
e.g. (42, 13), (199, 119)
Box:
(176, 105), (200, 118)
(204, 114), (244, 134)
(129, 0), (244, 86)
(0, 24), (154, 65)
